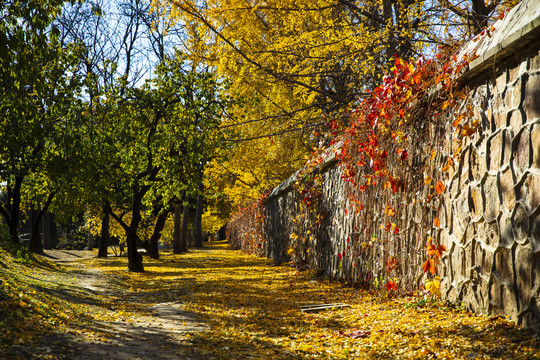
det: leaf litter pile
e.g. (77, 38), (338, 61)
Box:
(1, 241), (538, 359)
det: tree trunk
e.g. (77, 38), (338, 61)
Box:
(98, 205), (109, 258)
(87, 228), (94, 249)
(173, 205), (182, 254)
(126, 230), (144, 272)
(180, 199), (189, 253)
(194, 180), (204, 248)
(145, 210), (169, 259)
(28, 221), (44, 254)
(126, 186), (146, 272)
(43, 212), (52, 250)
(6, 176), (24, 244)
(29, 191), (56, 254)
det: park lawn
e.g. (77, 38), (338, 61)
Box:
(1, 241), (539, 359)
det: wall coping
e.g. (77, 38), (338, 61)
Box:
(459, 0), (540, 82)
(267, 146), (339, 200)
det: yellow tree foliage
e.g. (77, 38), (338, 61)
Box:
(152, 0), (431, 214)
(153, 0), (517, 223)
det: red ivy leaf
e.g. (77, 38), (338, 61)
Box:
(434, 180), (445, 195)
(386, 280), (398, 291)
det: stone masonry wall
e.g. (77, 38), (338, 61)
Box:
(440, 0), (540, 330)
(227, 0), (540, 332)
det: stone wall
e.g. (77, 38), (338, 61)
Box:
(227, 0), (540, 331)
(440, 0), (540, 331)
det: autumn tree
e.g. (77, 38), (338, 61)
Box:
(152, 0), (436, 218)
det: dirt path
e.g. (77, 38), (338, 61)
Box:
(36, 250), (209, 360)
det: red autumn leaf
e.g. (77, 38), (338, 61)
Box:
(386, 280), (398, 291)
(441, 157), (454, 172)
(427, 244), (437, 257)
(429, 260), (437, 275)
(434, 180), (445, 195)
(434, 217), (440, 228)
(435, 244), (447, 258)
(423, 259), (437, 275)
(400, 149), (408, 161)
(422, 259), (430, 273)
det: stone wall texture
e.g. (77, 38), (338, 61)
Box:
(227, 0), (540, 332)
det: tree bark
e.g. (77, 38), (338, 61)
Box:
(173, 205), (182, 254)
(125, 190), (145, 272)
(127, 229), (144, 272)
(98, 204), (109, 258)
(2, 176), (24, 244)
(180, 198), (189, 253)
(87, 228), (94, 249)
(43, 212), (52, 250)
(28, 191), (56, 254)
(194, 180), (204, 248)
(145, 209), (169, 259)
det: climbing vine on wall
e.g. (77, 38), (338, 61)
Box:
(228, 28), (500, 294)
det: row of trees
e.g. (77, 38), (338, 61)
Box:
(0, 0), (237, 271)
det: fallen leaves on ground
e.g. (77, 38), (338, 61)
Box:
(1, 242), (539, 359)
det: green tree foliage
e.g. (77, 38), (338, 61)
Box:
(0, 0), (83, 248)
(93, 52), (234, 271)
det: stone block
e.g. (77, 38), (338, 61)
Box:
(480, 243), (495, 271)
(515, 243), (533, 313)
(523, 75), (540, 119)
(449, 177), (459, 199)
(493, 95), (506, 122)
(476, 220), (500, 248)
(509, 63), (521, 84)
(508, 109), (525, 132)
(532, 123), (540, 169)
(455, 188), (470, 217)
(469, 185), (484, 220)
(532, 211), (540, 254)
(494, 247), (515, 286)
(460, 147), (471, 186)
(493, 110), (507, 129)
(500, 168), (516, 212)
(483, 174), (500, 222)
(511, 126), (531, 180)
(451, 245), (466, 281)
(495, 70), (507, 94)
(486, 106), (494, 131)
(504, 80), (523, 110)
(499, 213), (515, 249)
(470, 147), (487, 183)
(512, 203), (530, 243)
(502, 129), (513, 166)
(530, 49), (540, 72)
(519, 173), (540, 211)
(489, 282), (502, 311)
(445, 193), (453, 232)
(464, 222), (475, 247)
(487, 131), (503, 170)
(501, 283), (519, 318)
